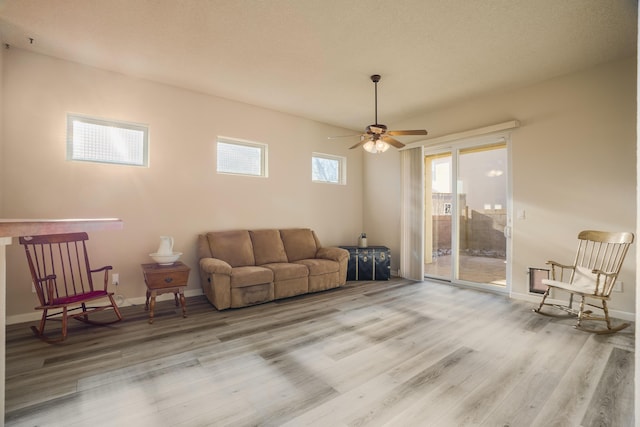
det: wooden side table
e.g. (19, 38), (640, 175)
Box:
(141, 261), (191, 324)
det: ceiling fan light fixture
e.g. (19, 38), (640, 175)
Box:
(362, 140), (376, 153)
(363, 138), (390, 154)
(376, 140), (390, 153)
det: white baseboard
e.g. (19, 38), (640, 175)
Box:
(9, 286), (633, 325)
(7, 311), (42, 325)
(6, 288), (205, 326)
(123, 288), (204, 307)
(510, 291), (635, 322)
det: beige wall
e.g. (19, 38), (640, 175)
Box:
(2, 48), (636, 319)
(1, 48), (364, 319)
(0, 39), (4, 214)
(364, 57), (637, 315)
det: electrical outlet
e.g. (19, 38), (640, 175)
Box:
(112, 273), (119, 286)
(613, 280), (623, 292)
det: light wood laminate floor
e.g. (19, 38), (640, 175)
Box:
(5, 279), (634, 426)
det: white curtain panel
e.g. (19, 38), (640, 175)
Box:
(400, 147), (425, 280)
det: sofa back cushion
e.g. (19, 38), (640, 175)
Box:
(206, 230), (255, 267)
(250, 229), (288, 265)
(280, 228), (318, 262)
(197, 234), (213, 259)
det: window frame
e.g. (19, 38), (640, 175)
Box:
(216, 136), (269, 178)
(66, 113), (149, 167)
(312, 152), (346, 185)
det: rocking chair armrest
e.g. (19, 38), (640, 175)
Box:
(545, 260), (574, 270)
(90, 265), (113, 274)
(89, 266), (113, 291)
(590, 269), (616, 280)
(545, 260), (575, 281)
(34, 275), (56, 304)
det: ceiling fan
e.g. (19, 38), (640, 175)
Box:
(330, 74), (427, 153)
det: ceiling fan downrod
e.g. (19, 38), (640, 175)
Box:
(371, 74), (381, 125)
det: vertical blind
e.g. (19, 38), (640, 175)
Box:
(400, 147), (425, 280)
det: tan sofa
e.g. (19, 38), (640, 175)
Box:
(197, 228), (349, 309)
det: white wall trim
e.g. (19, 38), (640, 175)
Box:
(510, 291), (635, 322)
(402, 120), (520, 150)
(8, 285), (633, 325)
(6, 288), (205, 325)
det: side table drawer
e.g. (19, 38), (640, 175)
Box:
(142, 262), (190, 289)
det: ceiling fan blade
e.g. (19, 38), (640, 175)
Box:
(387, 129), (428, 136)
(327, 133), (362, 140)
(349, 139), (367, 149)
(382, 136), (405, 149)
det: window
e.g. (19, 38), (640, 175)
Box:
(67, 114), (149, 166)
(216, 137), (268, 177)
(312, 152), (346, 184)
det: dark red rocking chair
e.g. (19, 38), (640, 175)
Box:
(19, 232), (123, 342)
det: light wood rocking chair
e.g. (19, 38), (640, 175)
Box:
(19, 232), (123, 342)
(534, 230), (634, 334)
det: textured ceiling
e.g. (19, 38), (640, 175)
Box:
(0, 0), (636, 133)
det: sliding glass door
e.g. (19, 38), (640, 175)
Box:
(425, 141), (509, 290)
(425, 153), (453, 280)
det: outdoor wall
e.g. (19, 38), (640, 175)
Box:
(430, 194), (506, 258)
(462, 210), (507, 257)
(1, 48), (364, 321)
(364, 57), (637, 316)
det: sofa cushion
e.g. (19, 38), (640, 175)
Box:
(197, 234), (213, 259)
(250, 229), (288, 265)
(230, 266), (273, 288)
(294, 258), (339, 276)
(274, 277), (308, 299)
(308, 272), (340, 293)
(280, 228), (318, 262)
(207, 230), (255, 267)
(262, 262), (308, 281)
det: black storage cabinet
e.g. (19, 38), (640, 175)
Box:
(340, 246), (391, 281)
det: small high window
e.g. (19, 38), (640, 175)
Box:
(312, 153), (346, 185)
(217, 137), (268, 177)
(66, 114), (149, 166)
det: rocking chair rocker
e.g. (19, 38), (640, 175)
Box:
(534, 230), (634, 334)
(19, 232), (123, 342)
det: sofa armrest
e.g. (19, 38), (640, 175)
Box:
(316, 246), (349, 262)
(199, 258), (233, 310)
(316, 247), (349, 286)
(200, 258), (233, 275)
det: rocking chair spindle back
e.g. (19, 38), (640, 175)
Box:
(19, 232), (123, 342)
(534, 230), (634, 334)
